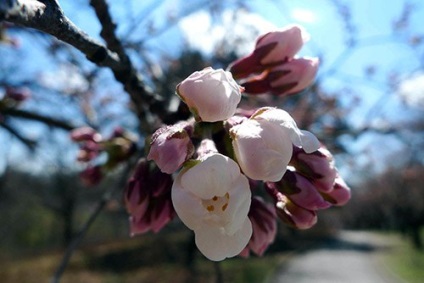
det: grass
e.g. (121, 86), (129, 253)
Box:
(379, 232), (424, 283)
(0, 231), (284, 283)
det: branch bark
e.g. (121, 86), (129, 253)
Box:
(1, 0), (121, 67)
(88, 0), (165, 131)
(1, 106), (75, 130)
(0, 120), (37, 149)
(1, 0), (166, 132)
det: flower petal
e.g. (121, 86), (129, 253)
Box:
(252, 107), (319, 153)
(171, 172), (206, 230)
(181, 153), (240, 199)
(195, 218), (252, 261)
(231, 119), (293, 182)
(223, 175), (252, 234)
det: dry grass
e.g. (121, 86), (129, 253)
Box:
(0, 231), (284, 283)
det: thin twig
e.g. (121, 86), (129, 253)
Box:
(1, 0), (121, 68)
(214, 261), (224, 283)
(0, 121), (37, 149)
(88, 0), (164, 132)
(1, 107), (75, 130)
(50, 191), (109, 283)
(50, 161), (135, 283)
(1, 0), (165, 132)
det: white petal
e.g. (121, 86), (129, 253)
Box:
(195, 218), (252, 261)
(171, 172), (206, 230)
(253, 107), (319, 153)
(181, 153), (240, 199)
(299, 130), (320, 153)
(223, 175), (252, 234)
(232, 119), (293, 181)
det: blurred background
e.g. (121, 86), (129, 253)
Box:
(0, 0), (423, 282)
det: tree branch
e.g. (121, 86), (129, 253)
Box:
(1, 106), (75, 130)
(50, 190), (108, 283)
(50, 160), (135, 283)
(89, 0), (165, 131)
(1, 0), (121, 68)
(0, 121), (37, 149)
(1, 0), (166, 131)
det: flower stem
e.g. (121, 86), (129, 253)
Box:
(214, 261), (224, 283)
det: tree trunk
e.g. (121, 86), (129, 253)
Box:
(62, 200), (75, 248)
(409, 227), (423, 250)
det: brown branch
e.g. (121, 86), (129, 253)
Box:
(1, 107), (75, 130)
(1, 0), (165, 131)
(0, 121), (37, 149)
(50, 190), (108, 283)
(1, 0), (121, 68)
(89, 0), (164, 131)
(50, 159), (135, 283)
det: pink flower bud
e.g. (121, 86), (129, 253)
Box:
(4, 87), (31, 102)
(80, 165), (103, 186)
(241, 196), (277, 257)
(290, 145), (337, 193)
(129, 195), (175, 235)
(322, 176), (351, 206)
(256, 25), (309, 65)
(266, 170), (331, 211)
(147, 123), (195, 174)
(70, 126), (101, 142)
(77, 140), (101, 162)
(110, 126), (125, 138)
(271, 57), (318, 94)
(125, 159), (175, 235)
(229, 24), (309, 79)
(276, 196), (317, 230)
(176, 67), (242, 122)
(242, 57), (319, 96)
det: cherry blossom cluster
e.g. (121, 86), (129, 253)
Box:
(70, 126), (137, 186)
(124, 24), (351, 261)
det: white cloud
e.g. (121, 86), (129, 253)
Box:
(398, 72), (424, 109)
(178, 9), (277, 55)
(291, 8), (317, 23)
(39, 64), (89, 95)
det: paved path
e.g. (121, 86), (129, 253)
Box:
(267, 231), (404, 283)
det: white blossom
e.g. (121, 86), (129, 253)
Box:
(177, 67), (242, 122)
(171, 153), (252, 261)
(230, 107), (319, 182)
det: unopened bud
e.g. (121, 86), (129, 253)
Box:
(241, 196), (277, 257)
(290, 145), (337, 193)
(177, 67), (242, 122)
(267, 169), (331, 211)
(147, 123), (195, 174)
(276, 196), (317, 229)
(321, 176), (351, 206)
(70, 127), (101, 142)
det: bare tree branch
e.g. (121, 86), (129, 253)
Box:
(1, 0), (121, 68)
(50, 189), (109, 283)
(0, 121), (37, 149)
(1, 0), (165, 131)
(50, 160), (135, 283)
(1, 107), (76, 130)
(88, 0), (165, 131)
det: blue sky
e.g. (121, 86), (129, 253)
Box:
(1, 0), (423, 178)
